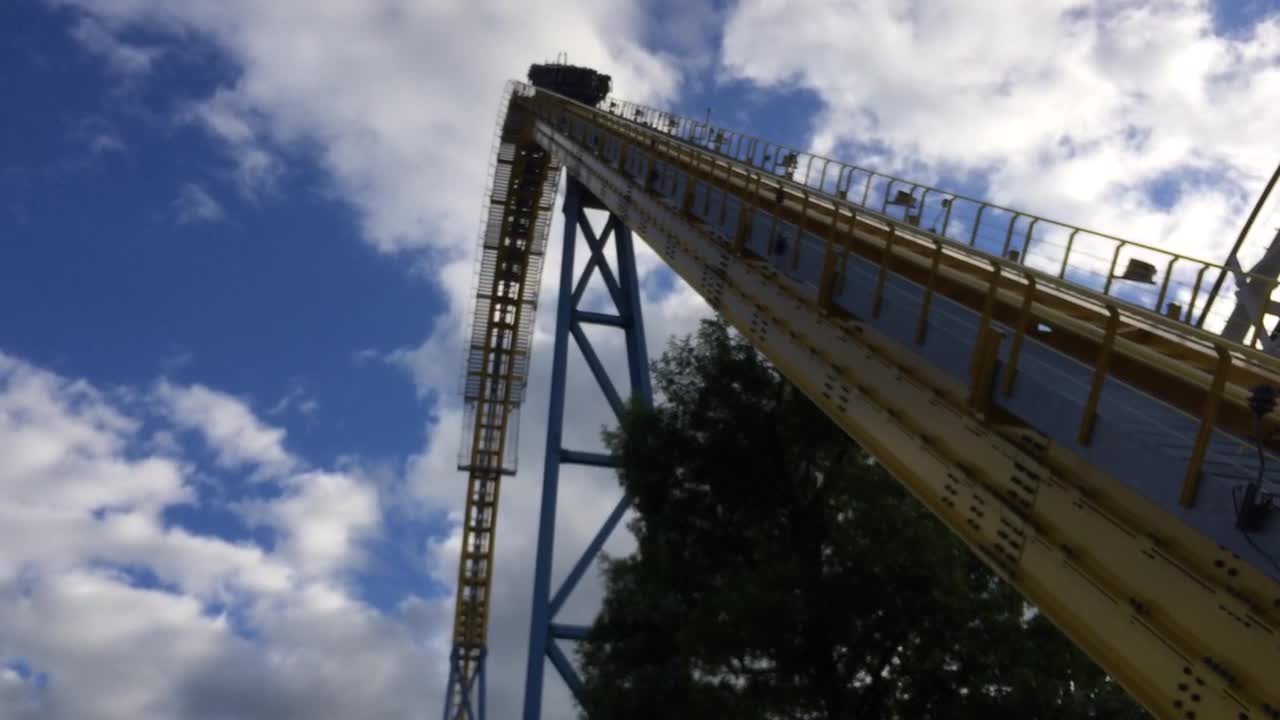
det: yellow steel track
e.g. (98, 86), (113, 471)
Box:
(449, 84), (560, 712)
(511, 85), (1280, 720)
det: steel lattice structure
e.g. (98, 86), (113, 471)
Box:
(444, 66), (1280, 720)
(444, 81), (559, 720)
(521, 175), (653, 716)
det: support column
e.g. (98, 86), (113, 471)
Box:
(521, 175), (653, 720)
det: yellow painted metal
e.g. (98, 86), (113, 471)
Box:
(576, 102), (1280, 452)
(970, 263), (1002, 386)
(1078, 305), (1120, 445)
(527, 92), (1280, 719)
(447, 88), (561, 710)
(790, 189), (813, 272)
(1001, 276), (1037, 397)
(816, 202), (847, 312)
(969, 326), (1005, 417)
(732, 202), (752, 257)
(915, 239), (943, 345)
(1180, 346), (1233, 508)
(603, 94), (1280, 342)
(872, 226), (895, 319)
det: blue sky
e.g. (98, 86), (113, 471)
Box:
(3, 3), (456, 631)
(3, 5), (440, 465)
(2, 1), (1280, 718)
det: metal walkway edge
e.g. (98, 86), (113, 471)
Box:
(444, 83), (561, 720)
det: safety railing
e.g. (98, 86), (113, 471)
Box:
(459, 81), (517, 403)
(566, 92), (1280, 369)
(456, 83), (561, 476)
(598, 96), (1280, 348)
(519, 82), (1280, 502)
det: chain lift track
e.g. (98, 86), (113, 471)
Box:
(444, 82), (561, 720)
(449, 73), (1280, 720)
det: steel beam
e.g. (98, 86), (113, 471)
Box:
(444, 85), (559, 720)
(534, 107), (1280, 720)
(521, 176), (653, 720)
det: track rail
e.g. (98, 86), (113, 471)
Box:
(519, 85), (1280, 720)
(445, 84), (561, 720)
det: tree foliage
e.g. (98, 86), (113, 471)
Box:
(577, 320), (1145, 719)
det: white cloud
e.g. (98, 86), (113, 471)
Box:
(172, 183), (226, 225)
(244, 470), (381, 577)
(89, 133), (126, 154)
(0, 354), (181, 518)
(0, 351), (444, 720)
(30, 0), (707, 716)
(180, 89), (285, 200)
(61, 0), (680, 256)
(266, 383), (319, 417)
(69, 15), (162, 76)
(154, 380), (295, 476)
(72, 117), (128, 155)
(720, 0), (1280, 275)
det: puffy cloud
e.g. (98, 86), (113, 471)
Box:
(0, 351), (439, 720)
(69, 15), (162, 76)
(44, 0), (696, 715)
(89, 132), (126, 154)
(246, 470), (381, 577)
(60, 0), (681, 256)
(720, 0), (1280, 272)
(179, 89), (285, 200)
(154, 380), (295, 476)
(72, 116), (129, 155)
(0, 355), (182, 515)
(266, 383), (319, 417)
(172, 183), (226, 225)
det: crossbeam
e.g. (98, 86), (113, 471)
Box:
(521, 177), (652, 719)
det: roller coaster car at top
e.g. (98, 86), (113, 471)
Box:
(528, 62), (612, 107)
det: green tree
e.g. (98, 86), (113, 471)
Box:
(578, 320), (1145, 719)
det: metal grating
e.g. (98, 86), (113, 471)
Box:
(445, 82), (561, 720)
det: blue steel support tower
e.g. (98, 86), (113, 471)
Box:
(522, 176), (652, 718)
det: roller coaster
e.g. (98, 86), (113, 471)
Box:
(444, 64), (1280, 720)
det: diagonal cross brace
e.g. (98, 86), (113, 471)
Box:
(548, 494), (631, 619)
(570, 321), (626, 420)
(572, 214), (626, 312)
(546, 640), (586, 700)
(444, 648), (486, 720)
(523, 177), (652, 720)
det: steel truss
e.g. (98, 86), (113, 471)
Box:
(443, 84), (559, 720)
(442, 646), (486, 720)
(521, 176), (652, 719)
